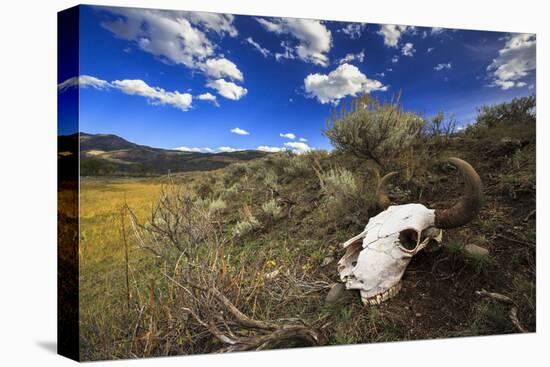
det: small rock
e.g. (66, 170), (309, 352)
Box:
(325, 283), (348, 305)
(415, 313), (422, 317)
(321, 256), (335, 267)
(464, 244), (489, 258)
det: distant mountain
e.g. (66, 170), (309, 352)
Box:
(58, 133), (268, 176)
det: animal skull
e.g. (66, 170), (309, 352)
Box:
(337, 158), (483, 305)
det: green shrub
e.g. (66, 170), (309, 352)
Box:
(283, 155), (310, 177)
(476, 95), (535, 128)
(233, 216), (261, 237)
(319, 167), (359, 202)
(262, 169), (280, 191)
(323, 95), (425, 167)
(261, 199), (282, 220)
(232, 205), (261, 237)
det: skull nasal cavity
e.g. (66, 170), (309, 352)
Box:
(399, 229), (418, 250)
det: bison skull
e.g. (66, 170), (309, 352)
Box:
(337, 158), (482, 306)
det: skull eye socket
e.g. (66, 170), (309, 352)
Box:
(398, 228), (419, 250)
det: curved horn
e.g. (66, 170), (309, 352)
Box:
(377, 171), (398, 210)
(434, 157), (483, 229)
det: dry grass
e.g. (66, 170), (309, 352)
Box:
(76, 98), (536, 360)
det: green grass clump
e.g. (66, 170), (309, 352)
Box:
(261, 199), (282, 220)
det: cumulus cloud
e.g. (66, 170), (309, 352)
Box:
(256, 17), (332, 66)
(279, 133), (296, 139)
(284, 141), (311, 154)
(207, 79), (248, 100)
(304, 63), (387, 104)
(427, 47), (435, 53)
(58, 75), (231, 112)
(182, 11), (238, 37)
(102, 8), (214, 67)
(401, 43), (415, 57)
(245, 37), (271, 57)
(257, 145), (284, 153)
(218, 146), (244, 152)
(196, 92), (218, 106)
(434, 62), (452, 71)
(391, 55), (399, 63)
(231, 127), (250, 135)
(338, 50), (365, 64)
(201, 57), (243, 81)
(340, 23), (367, 39)
(487, 33), (536, 90)
(299, 137), (308, 142)
(112, 79), (193, 111)
(431, 27), (445, 35)
(174, 145), (244, 153)
(100, 8), (245, 85)
(174, 146), (215, 153)
(377, 25), (413, 47)
(58, 75), (111, 91)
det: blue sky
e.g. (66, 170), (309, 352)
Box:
(58, 5), (536, 153)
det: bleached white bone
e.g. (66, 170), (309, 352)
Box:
(337, 204), (442, 305)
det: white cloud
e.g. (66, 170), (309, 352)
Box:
(401, 43), (416, 57)
(284, 141), (311, 154)
(304, 63), (387, 104)
(112, 79), (193, 111)
(341, 23), (367, 39)
(257, 145), (284, 153)
(338, 50), (365, 64)
(431, 27), (445, 35)
(58, 75), (111, 91)
(59, 75), (235, 112)
(274, 41), (296, 62)
(377, 25), (412, 47)
(100, 8), (245, 85)
(174, 146), (215, 153)
(175, 145), (244, 153)
(299, 137), (308, 142)
(434, 62), (452, 71)
(279, 133), (296, 139)
(201, 57), (243, 81)
(427, 47), (435, 53)
(218, 146), (244, 152)
(207, 79), (248, 100)
(102, 8), (214, 68)
(487, 33), (536, 90)
(196, 92), (218, 106)
(231, 127), (250, 135)
(391, 55), (399, 63)
(245, 37), (271, 57)
(182, 11), (238, 37)
(256, 17), (332, 66)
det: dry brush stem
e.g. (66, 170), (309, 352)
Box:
(475, 289), (528, 333)
(164, 268), (326, 353)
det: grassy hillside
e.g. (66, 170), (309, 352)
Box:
(73, 97), (536, 360)
(58, 132), (268, 176)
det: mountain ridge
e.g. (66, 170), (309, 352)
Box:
(58, 132), (268, 176)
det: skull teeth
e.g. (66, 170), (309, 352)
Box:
(363, 282), (402, 306)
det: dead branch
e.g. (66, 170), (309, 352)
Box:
(164, 272), (326, 352)
(475, 289), (528, 333)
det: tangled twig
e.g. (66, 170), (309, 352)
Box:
(164, 272), (326, 352)
(475, 289), (528, 333)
